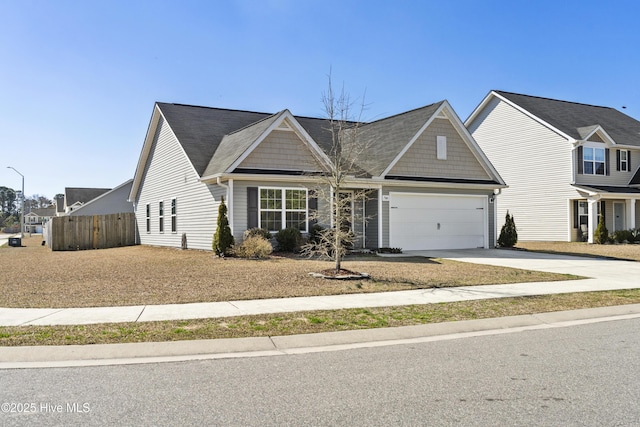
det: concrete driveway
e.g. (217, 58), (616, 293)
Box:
(405, 248), (640, 285)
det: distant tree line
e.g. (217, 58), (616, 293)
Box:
(0, 186), (54, 229)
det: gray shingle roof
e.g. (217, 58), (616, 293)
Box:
(357, 102), (444, 176)
(65, 187), (111, 206)
(156, 100), (492, 182)
(157, 103), (273, 176)
(496, 91), (640, 147)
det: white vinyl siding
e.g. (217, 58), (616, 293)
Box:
(134, 117), (221, 250)
(468, 97), (577, 241)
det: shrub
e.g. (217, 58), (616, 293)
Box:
(232, 236), (273, 259)
(611, 229), (634, 244)
(275, 227), (302, 252)
(631, 228), (640, 243)
(213, 197), (234, 256)
(497, 210), (518, 248)
(593, 215), (609, 244)
(376, 247), (403, 254)
(308, 224), (324, 244)
(243, 227), (272, 241)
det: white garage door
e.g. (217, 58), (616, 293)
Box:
(389, 193), (487, 250)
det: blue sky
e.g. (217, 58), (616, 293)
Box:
(2, 0), (640, 200)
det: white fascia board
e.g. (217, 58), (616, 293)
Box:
(380, 102), (444, 178)
(205, 173), (321, 184)
(129, 104), (162, 202)
(129, 104), (201, 202)
(582, 126), (617, 146)
(226, 110), (332, 173)
(377, 178), (506, 191)
(440, 100), (507, 186)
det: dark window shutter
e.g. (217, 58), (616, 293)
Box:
(601, 201), (606, 225)
(616, 150), (621, 171)
(308, 190), (318, 227)
(628, 150), (632, 172)
(247, 187), (258, 229)
(605, 148), (610, 175)
(573, 200), (578, 228)
(577, 146), (583, 174)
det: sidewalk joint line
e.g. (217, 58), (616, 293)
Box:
(135, 306), (147, 323)
(18, 309), (67, 326)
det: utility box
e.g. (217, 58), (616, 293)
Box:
(8, 237), (21, 247)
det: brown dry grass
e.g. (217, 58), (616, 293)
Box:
(516, 241), (640, 262)
(0, 236), (575, 308)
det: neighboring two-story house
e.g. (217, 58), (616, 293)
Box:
(466, 90), (640, 243)
(23, 207), (56, 233)
(130, 101), (506, 251)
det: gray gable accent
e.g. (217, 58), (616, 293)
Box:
(495, 91), (640, 147)
(203, 112), (284, 176)
(357, 102), (444, 176)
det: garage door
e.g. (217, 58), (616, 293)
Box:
(389, 193), (486, 250)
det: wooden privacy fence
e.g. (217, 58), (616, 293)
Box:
(48, 212), (136, 251)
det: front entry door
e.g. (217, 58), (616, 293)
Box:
(613, 202), (625, 231)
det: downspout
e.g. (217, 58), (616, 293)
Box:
(492, 188), (502, 248)
(362, 196), (366, 249)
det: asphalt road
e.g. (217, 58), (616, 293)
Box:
(2, 318), (640, 426)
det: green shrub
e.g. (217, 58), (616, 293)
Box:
(275, 227), (302, 252)
(497, 210), (518, 248)
(232, 236), (273, 259)
(594, 215), (609, 244)
(308, 224), (324, 244)
(376, 247), (403, 254)
(631, 228), (640, 243)
(213, 197), (234, 256)
(611, 229), (634, 244)
(243, 227), (272, 241)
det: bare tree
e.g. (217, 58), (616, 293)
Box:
(303, 75), (372, 272)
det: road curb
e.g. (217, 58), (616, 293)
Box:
(2, 304), (640, 369)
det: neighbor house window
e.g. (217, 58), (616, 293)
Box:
(159, 201), (164, 233)
(259, 188), (307, 232)
(171, 198), (177, 233)
(583, 147), (605, 175)
(145, 204), (150, 233)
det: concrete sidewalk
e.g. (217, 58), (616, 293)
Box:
(1, 249), (639, 327)
(3, 304), (640, 368)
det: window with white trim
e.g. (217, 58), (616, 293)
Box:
(159, 201), (164, 233)
(583, 147), (605, 175)
(171, 198), (177, 233)
(145, 204), (150, 233)
(259, 188), (308, 232)
(620, 150), (628, 172)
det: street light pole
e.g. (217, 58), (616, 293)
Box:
(7, 166), (24, 239)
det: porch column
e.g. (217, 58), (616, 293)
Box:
(629, 199), (637, 229)
(587, 199), (599, 243)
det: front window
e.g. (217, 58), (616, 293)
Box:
(583, 147), (605, 175)
(171, 199), (177, 233)
(145, 204), (150, 233)
(259, 188), (307, 232)
(620, 150), (628, 172)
